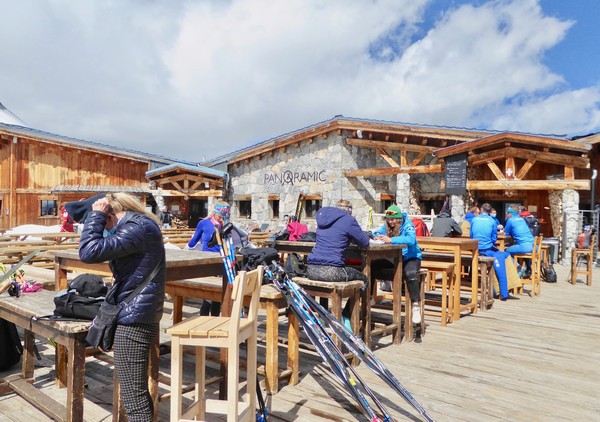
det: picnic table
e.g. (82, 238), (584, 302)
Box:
(0, 290), (91, 422)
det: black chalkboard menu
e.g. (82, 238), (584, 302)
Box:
(445, 153), (467, 195)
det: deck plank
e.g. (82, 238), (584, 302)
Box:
(1, 262), (599, 421)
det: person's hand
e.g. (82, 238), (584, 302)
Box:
(92, 198), (112, 214)
(377, 235), (392, 244)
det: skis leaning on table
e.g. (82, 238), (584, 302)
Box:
(213, 225), (269, 422)
(265, 262), (436, 422)
(264, 265), (393, 422)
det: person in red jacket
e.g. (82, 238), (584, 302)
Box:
(287, 216), (308, 241)
(58, 205), (74, 232)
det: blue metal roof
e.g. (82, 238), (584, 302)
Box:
(0, 122), (198, 167)
(145, 162), (227, 178)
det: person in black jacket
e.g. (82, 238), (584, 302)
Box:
(78, 193), (165, 422)
(431, 209), (462, 237)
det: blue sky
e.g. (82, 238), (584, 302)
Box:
(0, 0), (598, 161)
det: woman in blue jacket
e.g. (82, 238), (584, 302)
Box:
(78, 193), (165, 422)
(372, 204), (423, 324)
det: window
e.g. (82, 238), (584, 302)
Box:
(41, 199), (58, 216)
(269, 199), (280, 219)
(304, 199), (321, 218)
(380, 194), (396, 213)
(237, 200), (252, 219)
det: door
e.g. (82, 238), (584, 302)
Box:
(189, 199), (208, 228)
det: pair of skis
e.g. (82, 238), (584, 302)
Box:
(265, 263), (435, 422)
(213, 224), (269, 422)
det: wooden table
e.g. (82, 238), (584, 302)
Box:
(51, 248), (232, 407)
(418, 237), (480, 321)
(0, 290), (90, 422)
(274, 241), (407, 347)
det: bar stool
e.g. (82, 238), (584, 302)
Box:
(167, 266), (263, 422)
(571, 235), (595, 286)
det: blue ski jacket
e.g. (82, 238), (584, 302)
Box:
(308, 207), (370, 267)
(79, 210), (166, 325)
(470, 213), (497, 250)
(504, 215), (534, 246)
(188, 217), (219, 252)
(372, 212), (422, 261)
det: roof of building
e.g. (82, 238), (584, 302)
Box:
(202, 115), (571, 167)
(0, 122), (198, 167)
(145, 163), (227, 179)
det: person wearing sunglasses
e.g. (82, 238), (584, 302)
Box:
(372, 204), (423, 325)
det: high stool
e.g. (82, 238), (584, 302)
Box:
(513, 235), (544, 296)
(571, 235), (595, 286)
(167, 266), (263, 422)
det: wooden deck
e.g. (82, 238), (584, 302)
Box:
(1, 262), (599, 421)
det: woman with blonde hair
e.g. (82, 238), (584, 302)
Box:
(78, 192), (165, 421)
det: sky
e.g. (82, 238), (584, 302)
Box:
(1, 0), (599, 164)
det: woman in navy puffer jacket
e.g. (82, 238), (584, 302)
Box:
(79, 193), (165, 422)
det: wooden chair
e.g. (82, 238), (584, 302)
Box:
(571, 235), (595, 286)
(167, 266), (264, 422)
(513, 235), (543, 296)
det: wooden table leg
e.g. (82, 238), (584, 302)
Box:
(66, 338), (85, 422)
(56, 345), (67, 388)
(361, 254), (372, 349)
(287, 311), (299, 386)
(265, 300), (279, 395)
(392, 255), (402, 345)
(22, 330), (35, 380)
(172, 295), (184, 324)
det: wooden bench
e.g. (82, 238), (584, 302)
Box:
(165, 277), (300, 395)
(421, 261), (455, 326)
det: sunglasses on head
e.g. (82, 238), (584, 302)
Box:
(385, 210), (397, 216)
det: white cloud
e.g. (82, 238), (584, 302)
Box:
(0, 0), (598, 162)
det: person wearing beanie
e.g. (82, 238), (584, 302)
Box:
(431, 208), (462, 238)
(371, 204), (423, 325)
(307, 199), (370, 328)
(470, 203), (514, 300)
(504, 207), (535, 277)
(187, 200), (230, 316)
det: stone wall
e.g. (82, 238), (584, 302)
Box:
(228, 131), (397, 229)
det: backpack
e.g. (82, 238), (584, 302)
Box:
(541, 262), (557, 283)
(0, 318), (23, 370)
(298, 231), (317, 242)
(285, 253), (307, 278)
(53, 274), (108, 320)
(239, 247), (281, 272)
(524, 215), (541, 236)
(412, 218), (430, 237)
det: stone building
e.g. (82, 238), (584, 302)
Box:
(205, 116), (594, 262)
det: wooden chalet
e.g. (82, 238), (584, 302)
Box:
(145, 163), (227, 228)
(0, 123), (225, 231)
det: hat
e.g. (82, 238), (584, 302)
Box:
(384, 204), (402, 219)
(65, 194), (106, 224)
(507, 207), (518, 216)
(213, 202), (230, 217)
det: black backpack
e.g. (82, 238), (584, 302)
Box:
(524, 216), (541, 236)
(285, 253), (307, 278)
(541, 262), (557, 283)
(298, 231), (317, 242)
(0, 318), (23, 370)
(53, 274), (108, 320)
(239, 247), (280, 272)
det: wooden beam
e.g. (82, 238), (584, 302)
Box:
(506, 157), (515, 179)
(487, 162), (506, 180)
(376, 148), (399, 168)
(467, 179), (590, 190)
(564, 166), (574, 180)
(410, 151), (428, 167)
(346, 137), (436, 153)
(344, 164), (442, 177)
(516, 159), (535, 180)
(400, 150), (407, 167)
(469, 146), (589, 168)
